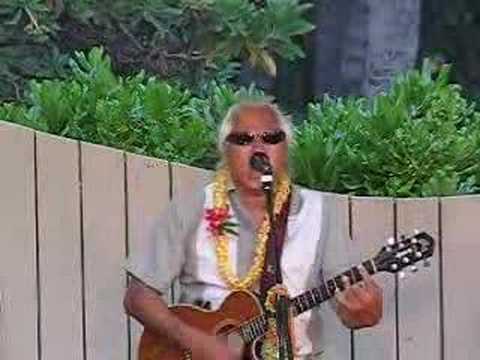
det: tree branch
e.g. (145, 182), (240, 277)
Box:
(162, 51), (207, 61)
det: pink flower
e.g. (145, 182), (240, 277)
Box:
(204, 205), (238, 237)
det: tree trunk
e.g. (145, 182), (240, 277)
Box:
(312, 0), (422, 98)
(311, 0), (369, 97)
(364, 0), (422, 96)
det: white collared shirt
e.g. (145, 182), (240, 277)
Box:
(126, 184), (353, 358)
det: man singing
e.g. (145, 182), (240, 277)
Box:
(123, 101), (383, 359)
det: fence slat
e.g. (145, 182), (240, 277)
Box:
(171, 162), (213, 195)
(36, 133), (83, 360)
(0, 122), (37, 360)
(126, 154), (170, 360)
(317, 193), (352, 359)
(82, 143), (128, 360)
(442, 196), (480, 360)
(350, 197), (396, 360)
(396, 198), (440, 360)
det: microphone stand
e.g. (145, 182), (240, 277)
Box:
(261, 173), (294, 360)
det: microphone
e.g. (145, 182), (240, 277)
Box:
(250, 152), (274, 192)
(250, 152), (273, 175)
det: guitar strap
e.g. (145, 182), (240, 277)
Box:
(259, 189), (292, 302)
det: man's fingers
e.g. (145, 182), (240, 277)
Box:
(336, 268), (382, 308)
(336, 285), (362, 305)
(359, 266), (380, 291)
(341, 274), (351, 288)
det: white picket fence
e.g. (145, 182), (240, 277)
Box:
(1, 120), (479, 360)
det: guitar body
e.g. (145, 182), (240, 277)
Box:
(138, 290), (263, 360)
(138, 232), (435, 360)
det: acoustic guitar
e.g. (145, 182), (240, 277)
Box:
(139, 231), (435, 360)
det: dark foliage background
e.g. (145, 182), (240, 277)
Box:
(0, 0), (313, 101)
(421, 0), (480, 104)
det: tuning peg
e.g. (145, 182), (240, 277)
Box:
(398, 242), (405, 249)
(410, 265), (418, 273)
(411, 238), (418, 244)
(385, 246), (392, 252)
(402, 257), (410, 264)
(414, 229), (420, 235)
(415, 251), (423, 258)
(387, 237), (395, 246)
(423, 259), (431, 268)
(399, 271), (406, 279)
(390, 263), (399, 271)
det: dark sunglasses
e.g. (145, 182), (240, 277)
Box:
(226, 129), (286, 146)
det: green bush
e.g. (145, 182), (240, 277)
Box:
(1, 50), (480, 197)
(0, 47), (270, 169)
(292, 60), (480, 197)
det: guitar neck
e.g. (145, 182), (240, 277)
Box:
(291, 259), (378, 316)
(238, 258), (378, 343)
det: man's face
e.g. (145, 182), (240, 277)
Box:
(224, 106), (288, 193)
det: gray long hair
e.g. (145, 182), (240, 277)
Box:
(217, 101), (294, 156)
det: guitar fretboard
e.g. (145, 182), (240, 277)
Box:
(238, 259), (377, 343)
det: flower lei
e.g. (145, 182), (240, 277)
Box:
(205, 167), (291, 291)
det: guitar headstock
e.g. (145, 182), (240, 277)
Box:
(374, 231), (435, 275)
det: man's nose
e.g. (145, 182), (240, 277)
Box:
(251, 141), (266, 152)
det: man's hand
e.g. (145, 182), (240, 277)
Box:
(125, 279), (242, 359)
(334, 269), (383, 329)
